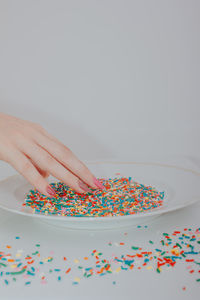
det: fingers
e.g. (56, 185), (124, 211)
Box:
(25, 156), (50, 179)
(8, 149), (55, 197)
(20, 142), (90, 194)
(30, 161), (50, 179)
(34, 131), (104, 190)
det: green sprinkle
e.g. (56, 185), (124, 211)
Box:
(156, 268), (161, 273)
(131, 246), (140, 250)
(0, 263), (7, 267)
(10, 268), (26, 275)
(176, 243), (182, 249)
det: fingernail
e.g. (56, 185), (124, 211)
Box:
(93, 177), (104, 189)
(47, 186), (56, 196)
(78, 180), (91, 193)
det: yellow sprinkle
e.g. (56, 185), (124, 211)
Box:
(43, 257), (49, 262)
(11, 264), (18, 269)
(114, 267), (121, 273)
(16, 253), (21, 258)
(74, 259), (79, 264)
(146, 266), (153, 270)
(74, 277), (80, 282)
(171, 247), (179, 256)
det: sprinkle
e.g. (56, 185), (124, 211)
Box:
(0, 227), (200, 288)
(65, 268), (71, 274)
(74, 259), (79, 264)
(131, 246), (140, 250)
(24, 178), (164, 217)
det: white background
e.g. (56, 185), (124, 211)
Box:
(0, 1), (200, 299)
(0, 0), (200, 161)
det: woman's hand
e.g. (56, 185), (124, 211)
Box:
(0, 113), (103, 197)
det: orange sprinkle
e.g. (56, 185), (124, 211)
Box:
(129, 265), (134, 269)
(65, 268), (71, 274)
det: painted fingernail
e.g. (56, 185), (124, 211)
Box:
(93, 177), (104, 189)
(47, 186), (56, 196)
(78, 180), (91, 193)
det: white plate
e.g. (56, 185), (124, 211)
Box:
(0, 162), (199, 230)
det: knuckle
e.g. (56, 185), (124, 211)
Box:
(32, 122), (45, 132)
(43, 154), (55, 168)
(58, 145), (71, 160)
(21, 161), (33, 174)
(10, 130), (23, 140)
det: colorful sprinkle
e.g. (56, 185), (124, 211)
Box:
(0, 227), (199, 288)
(23, 178), (164, 217)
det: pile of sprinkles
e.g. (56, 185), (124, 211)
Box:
(23, 178), (164, 217)
(0, 228), (200, 288)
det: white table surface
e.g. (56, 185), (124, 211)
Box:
(0, 156), (200, 300)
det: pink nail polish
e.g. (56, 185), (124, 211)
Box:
(78, 180), (91, 193)
(47, 186), (56, 196)
(93, 177), (104, 189)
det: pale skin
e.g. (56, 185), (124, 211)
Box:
(0, 113), (104, 197)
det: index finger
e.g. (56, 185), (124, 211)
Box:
(35, 131), (104, 190)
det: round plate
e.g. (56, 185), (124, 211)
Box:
(0, 162), (199, 230)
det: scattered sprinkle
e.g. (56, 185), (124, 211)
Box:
(0, 227), (199, 288)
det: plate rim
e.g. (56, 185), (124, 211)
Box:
(0, 161), (200, 222)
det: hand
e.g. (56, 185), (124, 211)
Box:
(0, 113), (104, 197)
